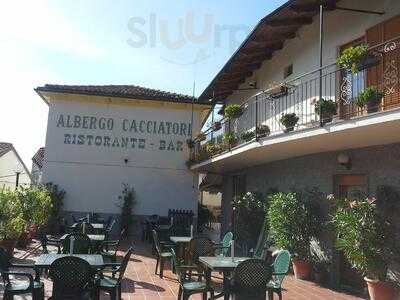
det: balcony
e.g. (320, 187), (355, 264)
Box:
(189, 36), (400, 171)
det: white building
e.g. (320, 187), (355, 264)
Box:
(35, 85), (210, 227)
(0, 142), (31, 189)
(31, 147), (45, 185)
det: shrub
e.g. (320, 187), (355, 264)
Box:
(315, 98), (337, 116)
(241, 130), (255, 142)
(257, 125), (271, 137)
(0, 189), (26, 240)
(223, 132), (237, 145)
(44, 183), (65, 232)
(224, 104), (243, 119)
(119, 184), (136, 236)
(197, 203), (215, 232)
(355, 86), (384, 108)
(330, 196), (394, 281)
(337, 44), (369, 74)
(268, 192), (319, 261)
(280, 113), (299, 131)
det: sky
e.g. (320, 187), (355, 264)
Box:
(0, 0), (287, 167)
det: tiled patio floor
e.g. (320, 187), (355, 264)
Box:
(0, 238), (366, 300)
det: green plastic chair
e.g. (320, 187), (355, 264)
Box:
(171, 248), (214, 300)
(0, 247), (44, 300)
(267, 250), (291, 300)
(214, 231), (233, 256)
(62, 233), (92, 254)
(95, 247), (134, 300)
(152, 229), (173, 278)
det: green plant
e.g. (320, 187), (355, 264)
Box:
(223, 132), (237, 145)
(315, 98), (337, 116)
(330, 196), (392, 281)
(205, 141), (223, 156)
(241, 130), (255, 142)
(224, 104), (243, 119)
(118, 184), (136, 235)
(17, 186), (53, 227)
(196, 132), (206, 141)
(280, 113), (299, 131)
(0, 189), (26, 240)
(233, 192), (268, 250)
(257, 125), (271, 137)
(268, 192), (319, 261)
(197, 203), (215, 232)
(355, 86), (383, 108)
(337, 44), (369, 74)
(44, 183), (66, 232)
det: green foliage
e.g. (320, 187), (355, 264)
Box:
(205, 141), (223, 156)
(0, 189), (26, 239)
(337, 44), (369, 74)
(119, 184), (136, 235)
(355, 86), (384, 108)
(196, 133), (206, 141)
(224, 104), (243, 119)
(315, 98), (337, 116)
(330, 196), (392, 280)
(233, 192), (268, 250)
(257, 125), (270, 137)
(280, 113), (299, 130)
(44, 183), (66, 231)
(268, 192), (319, 261)
(223, 132), (237, 145)
(197, 203), (215, 232)
(241, 130), (255, 142)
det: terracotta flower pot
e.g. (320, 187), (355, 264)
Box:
(292, 259), (311, 280)
(365, 278), (399, 300)
(0, 239), (17, 257)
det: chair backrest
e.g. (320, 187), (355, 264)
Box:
(232, 259), (272, 297)
(169, 248), (181, 280)
(62, 233), (91, 254)
(80, 222), (95, 234)
(272, 250), (291, 286)
(117, 247), (134, 282)
(72, 214), (78, 223)
(107, 219), (116, 233)
(39, 234), (49, 254)
(0, 247), (10, 271)
(49, 256), (94, 298)
(221, 232), (233, 255)
(188, 237), (215, 263)
(152, 230), (162, 255)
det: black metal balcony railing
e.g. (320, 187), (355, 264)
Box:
(189, 36), (400, 166)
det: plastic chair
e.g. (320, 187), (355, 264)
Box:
(40, 234), (62, 254)
(152, 230), (173, 278)
(100, 228), (126, 263)
(188, 237), (215, 265)
(49, 256), (96, 300)
(230, 259), (273, 300)
(62, 233), (92, 254)
(214, 231), (233, 256)
(171, 248), (214, 300)
(267, 250), (291, 300)
(95, 247), (134, 300)
(0, 247), (44, 300)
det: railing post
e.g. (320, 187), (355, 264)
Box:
(255, 95), (259, 141)
(319, 4), (324, 127)
(228, 119), (231, 151)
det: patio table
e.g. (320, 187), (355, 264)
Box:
(35, 254), (104, 269)
(72, 223), (104, 230)
(170, 236), (192, 262)
(60, 234), (105, 253)
(199, 256), (250, 300)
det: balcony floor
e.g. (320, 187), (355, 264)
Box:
(0, 238), (366, 300)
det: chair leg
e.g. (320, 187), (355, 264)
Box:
(33, 287), (45, 300)
(110, 289), (117, 300)
(160, 257), (164, 278)
(183, 292), (189, 300)
(155, 257), (159, 275)
(278, 290), (282, 300)
(118, 284), (122, 300)
(4, 291), (12, 300)
(268, 290), (273, 300)
(178, 287), (183, 300)
(203, 292), (207, 300)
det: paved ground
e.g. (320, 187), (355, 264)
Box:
(0, 238), (366, 300)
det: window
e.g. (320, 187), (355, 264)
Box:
(284, 64), (293, 79)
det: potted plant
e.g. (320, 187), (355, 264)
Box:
(224, 104), (244, 119)
(268, 192), (319, 280)
(205, 142), (223, 156)
(312, 259), (330, 284)
(331, 196), (399, 300)
(355, 86), (384, 114)
(0, 189), (26, 256)
(267, 83), (289, 98)
(196, 132), (206, 142)
(241, 130), (255, 142)
(212, 121), (222, 131)
(223, 132), (238, 147)
(280, 113), (299, 133)
(337, 44), (379, 74)
(256, 125), (271, 137)
(315, 98), (337, 125)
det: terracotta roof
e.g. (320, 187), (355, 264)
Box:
(0, 142), (12, 158)
(32, 147), (45, 169)
(35, 84), (208, 104)
(199, 0), (339, 101)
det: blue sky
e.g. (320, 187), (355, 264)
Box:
(0, 0), (286, 165)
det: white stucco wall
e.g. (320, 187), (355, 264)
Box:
(0, 151), (31, 189)
(43, 97), (204, 216)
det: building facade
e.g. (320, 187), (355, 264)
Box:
(191, 0), (400, 290)
(0, 143), (31, 189)
(36, 85), (210, 227)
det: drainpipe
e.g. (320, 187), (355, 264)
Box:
(319, 4), (324, 127)
(15, 172), (20, 189)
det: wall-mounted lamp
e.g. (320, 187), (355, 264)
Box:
(124, 158), (129, 164)
(337, 153), (351, 170)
